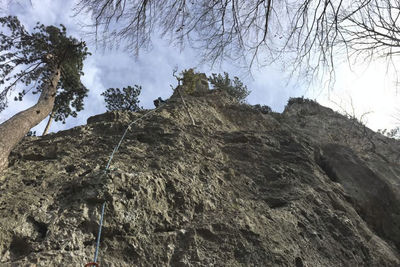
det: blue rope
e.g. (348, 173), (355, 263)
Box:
(104, 108), (159, 171)
(91, 104), (166, 265)
(93, 202), (106, 263)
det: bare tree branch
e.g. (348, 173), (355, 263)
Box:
(74, 0), (400, 85)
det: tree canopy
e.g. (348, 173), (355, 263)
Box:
(0, 15), (89, 171)
(101, 85), (142, 111)
(0, 16), (89, 123)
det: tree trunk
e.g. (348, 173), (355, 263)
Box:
(0, 68), (61, 172)
(42, 111), (55, 136)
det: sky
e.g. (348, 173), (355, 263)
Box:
(0, 0), (399, 135)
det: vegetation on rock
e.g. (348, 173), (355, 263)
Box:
(101, 85), (142, 112)
(378, 127), (400, 139)
(253, 104), (272, 114)
(287, 97), (318, 106)
(173, 68), (249, 102)
(208, 72), (250, 102)
(180, 69), (201, 94)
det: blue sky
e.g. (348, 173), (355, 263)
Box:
(0, 0), (399, 134)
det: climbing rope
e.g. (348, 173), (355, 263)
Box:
(86, 92), (194, 266)
(93, 202), (105, 264)
(104, 108), (160, 170)
(85, 102), (168, 267)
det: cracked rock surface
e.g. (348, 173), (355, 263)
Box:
(0, 91), (400, 266)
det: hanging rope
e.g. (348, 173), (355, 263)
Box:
(104, 107), (161, 171)
(86, 91), (195, 266)
(85, 103), (166, 267)
(93, 202), (105, 264)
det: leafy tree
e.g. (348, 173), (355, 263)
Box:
(101, 85), (142, 111)
(75, 0), (400, 83)
(208, 72), (250, 102)
(0, 16), (89, 171)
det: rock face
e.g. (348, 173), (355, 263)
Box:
(0, 91), (400, 266)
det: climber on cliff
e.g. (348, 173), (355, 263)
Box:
(153, 97), (166, 108)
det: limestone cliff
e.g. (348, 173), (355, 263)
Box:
(0, 90), (399, 266)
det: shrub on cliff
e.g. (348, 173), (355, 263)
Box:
(180, 68), (200, 94)
(174, 68), (208, 95)
(208, 72), (250, 102)
(253, 104), (272, 114)
(287, 97), (318, 106)
(101, 85), (142, 111)
(378, 127), (400, 139)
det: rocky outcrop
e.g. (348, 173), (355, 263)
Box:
(170, 72), (210, 100)
(0, 91), (399, 266)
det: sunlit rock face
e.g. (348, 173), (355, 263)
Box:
(0, 91), (399, 266)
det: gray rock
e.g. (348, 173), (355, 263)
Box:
(0, 93), (399, 266)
